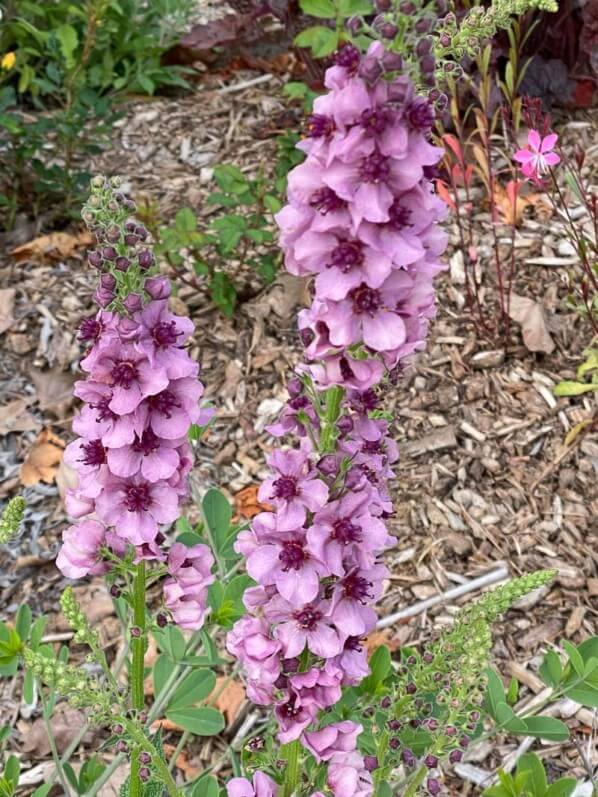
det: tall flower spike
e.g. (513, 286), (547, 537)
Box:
(57, 177), (214, 631)
(228, 43), (448, 797)
(0, 496), (25, 544)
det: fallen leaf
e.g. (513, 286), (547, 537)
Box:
(493, 181), (528, 225)
(0, 398), (39, 436)
(55, 458), (79, 504)
(30, 365), (77, 418)
(365, 628), (402, 655)
(234, 485), (272, 519)
(19, 427), (65, 486)
(508, 293), (555, 353)
(20, 706), (93, 756)
(10, 230), (93, 264)
(163, 746), (201, 779)
(213, 676), (246, 724)
(0, 288), (16, 335)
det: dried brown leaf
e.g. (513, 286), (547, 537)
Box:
(0, 398), (39, 436)
(213, 676), (246, 724)
(508, 293), (555, 354)
(30, 365), (77, 418)
(20, 706), (93, 756)
(0, 288), (16, 335)
(19, 427), (65, 486)
(10, 230), (93, 264)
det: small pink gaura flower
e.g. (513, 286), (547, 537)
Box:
(514, 130), (560, 180)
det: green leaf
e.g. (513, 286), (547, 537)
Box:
(263, 194), (282, 214)
(168, 669), (216, 710)
(175, 207), (198, 234)
(294, 26), (339, 57)
(544, 778), (577, 797)
(539, 650), (563, 688)
(516, 753), (546, 796)
(30, 785), (52, 797)
(62, 762), (79, 793)
(483, 669), (507, 720)
(153, 654), (171, 699)
(79, 756), (106, 792)
(165, 707), (225, 736)
(191, 774), (220, 797)
(506, 677), (519, 706)
(522, 716), (569, 742)
(494, 702), (528, 734)
(213, 164), (248, 194)
(338, 0), (373, 14)
(29, 616), (47, 649)
(55, 24), (79, 69)
(553, 380), (598, 396)
(15, 604), (32, 641)
(3, 757), (19, 788)
(359, 645), (391, 694)
(299, 0), (337, 17)
(22, 669), (35, 705)
(202, 489), (232, 554)
(212, 215), (246, 254)
(562, 640), (585, 676)
(155, 626), (186, 661)
(137, 74), (155, 95)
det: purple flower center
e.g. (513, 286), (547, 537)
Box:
(149, 390), (181, 418)
(293, 607), (322, 630)
(132, 429), (161, 456)
(306, 114), (335, 138)
(152, 320), (181, 348)
(79, 318), (102, 341)
(354, 388), (378, 412)
(342, 573), (373, 603)
(288, 396), (310, 412)
(350, 284), (382, 316)
(363, 439), (381, 454)
(388, 199), (412, 229)
(280, 698), (301, 719)
(335, 43), (360, 72)
(329, 240), (364, 273)
(360, 108), (389, 135)
(299, 328), (315, 348)
(92, 397), (116, 423)
(309, 187), (345, 215)
(360, 152), (390, 183)
(279, 540), (307, 571)
(340, 357), (356, 382)
(273, 476), (298, 500)
(345, 636), (364, 652)
(111, 360), (139, 389)
(123, 483), (152, 512)
(407, 97), (435, 132)
(80, 439), (106, 467)
(332, 518), (362, 544)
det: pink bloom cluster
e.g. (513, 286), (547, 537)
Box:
(57, 242), (214, 629)
(227, 43), (448, 795)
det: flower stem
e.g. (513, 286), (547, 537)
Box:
(282, 739), (301, 797)
(129, 560), (146, 797)
(404, 764), (427, 797)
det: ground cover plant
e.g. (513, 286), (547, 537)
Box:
(0, 1), (597, 796)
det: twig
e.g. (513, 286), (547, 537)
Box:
(376, 564), (509, 629)
(217, 74), (274, 95)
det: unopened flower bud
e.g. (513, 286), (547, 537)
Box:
(399, 0), (415, 11)
(88, 251), (103, 269)
(138, 711), (148, 723)
(139, 767), (151, 782)
(380, 696), (391, 708)
(106, 225), (121, 243)
(402, 748), (416, 767)
(425, 755), (438, 768)
(110, 585), (121, 598)
(381, 22), (398, 38)
(131, 626), (142, 638)
(138, 249), (154, 270)
(116, 740), (128, 753)
(156, 612), (169, 628)
(139, 752), (151, 765)
(124, 293), (142, 313)
(112, 723), (124, 735)
(144, 276), (170, 300)
(345, 15), (361, 33)
(427, 777), (441, 795)
(102, 246), (117, 261)
(389, 737), (400, 750)
(115, 256), (131, 272)
(449, 749), (462, 763)
(124, 233), (139, 247)
(364, 755), (379, 772)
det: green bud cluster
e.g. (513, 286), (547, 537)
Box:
(381, 570), (557, 766)
(60, 587), (100, 649)
(435, 0), (558, 60)
(0, 496), (25, 544)
(22, 649), (112, 714)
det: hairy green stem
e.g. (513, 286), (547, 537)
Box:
(282, 739), (301, 797)
(41, 691), (72, 797)
(404, 764), (427, 797)
(129, 560), (147, 797)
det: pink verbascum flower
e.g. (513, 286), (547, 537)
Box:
(56, 520), (108, 579)
(163, 542), (215, 630)
(227, 772), (278, 797)
(514, 130), (560, 180)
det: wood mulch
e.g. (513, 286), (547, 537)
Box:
(0, 60), (596, 794)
